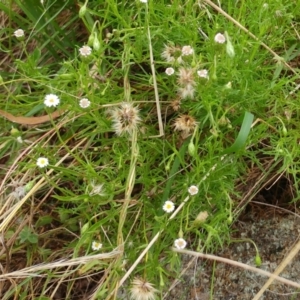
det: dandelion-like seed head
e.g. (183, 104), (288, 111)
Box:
(44, 94), (60, 107)
(162, 200), (175, 213)
(214, 33), (226, 44)
(37, 157), (49, 168)
(197, 69), (209, 79)
(178, 84), (195, 99)
(177, 67), (195, 86)
(195, 211), (209, 223)
(14, 29), (24, 38)
(79, 45), (92, 57)
(165, 67), (175, 76)
(79, 98), (91, 108)
(130, 277), (158, 300)
(188, 185), (198, 195)
(161, 44), (183, 64)
(110, 102), (141, 136)
(181, 45), (194, 56)
(7, 180), (27, 200)
(173, 115), (197, 135)
(92, 241), (103, 251)
(170, 99), (181, 111)
(174, 238), (187, 249)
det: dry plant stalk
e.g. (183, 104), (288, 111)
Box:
(252, 238), (300, 299)
(0, 251), (121, 280)
(173, 248), (300, 289)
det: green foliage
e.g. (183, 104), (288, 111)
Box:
(1, 0), (300, 299)
(18, 226), (38, 244)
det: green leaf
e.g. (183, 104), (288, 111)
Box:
(19, 226), (38, 244)
(223, 111), (254, 154)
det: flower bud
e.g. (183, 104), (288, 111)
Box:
(226, 39), (235, 58)
(255, 254), (262, 267)
(93, 34), (101, 51)
(188, 140), (196, 157)
(79, 2), (87, 18)
(25, 181), (34, 192)
(10, 127), (20, 137)
(225, 31), (235, 58)
(87, 33), (94, 46)
(282, 125), (287, 136)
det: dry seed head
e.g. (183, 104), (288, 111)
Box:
(170, 98), (181, 111)
(161, 44), (183, 64)
(173, 114), (197, 135)
(178, 84), (195, 99)
(110, 102), (141, 136)
(195, 211), (209, 223)
(130, 277), (158, 300)
(177, 67), (195, 86)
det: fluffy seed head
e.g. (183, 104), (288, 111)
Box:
(177, 68), (195, 86)
(178, 84), (195, 99)
(130, 277), (158, 300)
(173, 115), (197, 136)
(161, 44), (183, 64)
(110, 103), (141, 136)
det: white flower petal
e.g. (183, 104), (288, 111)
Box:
(79, 98), (91, 108)
(44, 94), (60, 107)
(163, 200), (175, 213)
(188, 185), (198, 195)
(37, 157), (49, 168)
(214, 33), (226, 44)
(174, 238), (187, 249)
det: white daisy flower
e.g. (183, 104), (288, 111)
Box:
(162, 200), (175, 213)
(37, 157), (49, 168)
(79, 98), (91, 108)
(14, 29), (24, 38)
(174, 238), (187, 249)
(214, 33), (226, 44)
(181, 45), (194, 56)
(44, 94), (60, 107)
(197, 69), (209, 79)
(79, 45), (92, 57)
(92, 241), (103, 251)
(188, 185), (198, 195)
(165, 67), (175, 76)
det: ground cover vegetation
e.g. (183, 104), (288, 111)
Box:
(1, 0), (300, 299)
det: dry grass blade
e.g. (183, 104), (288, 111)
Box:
(0, 137), (87, 233)
(252, 238), (300, 299)
(173, 248), (300, 289)
(0, 250), (121, 280)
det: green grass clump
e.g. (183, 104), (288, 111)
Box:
(1, 0), (300, 299)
